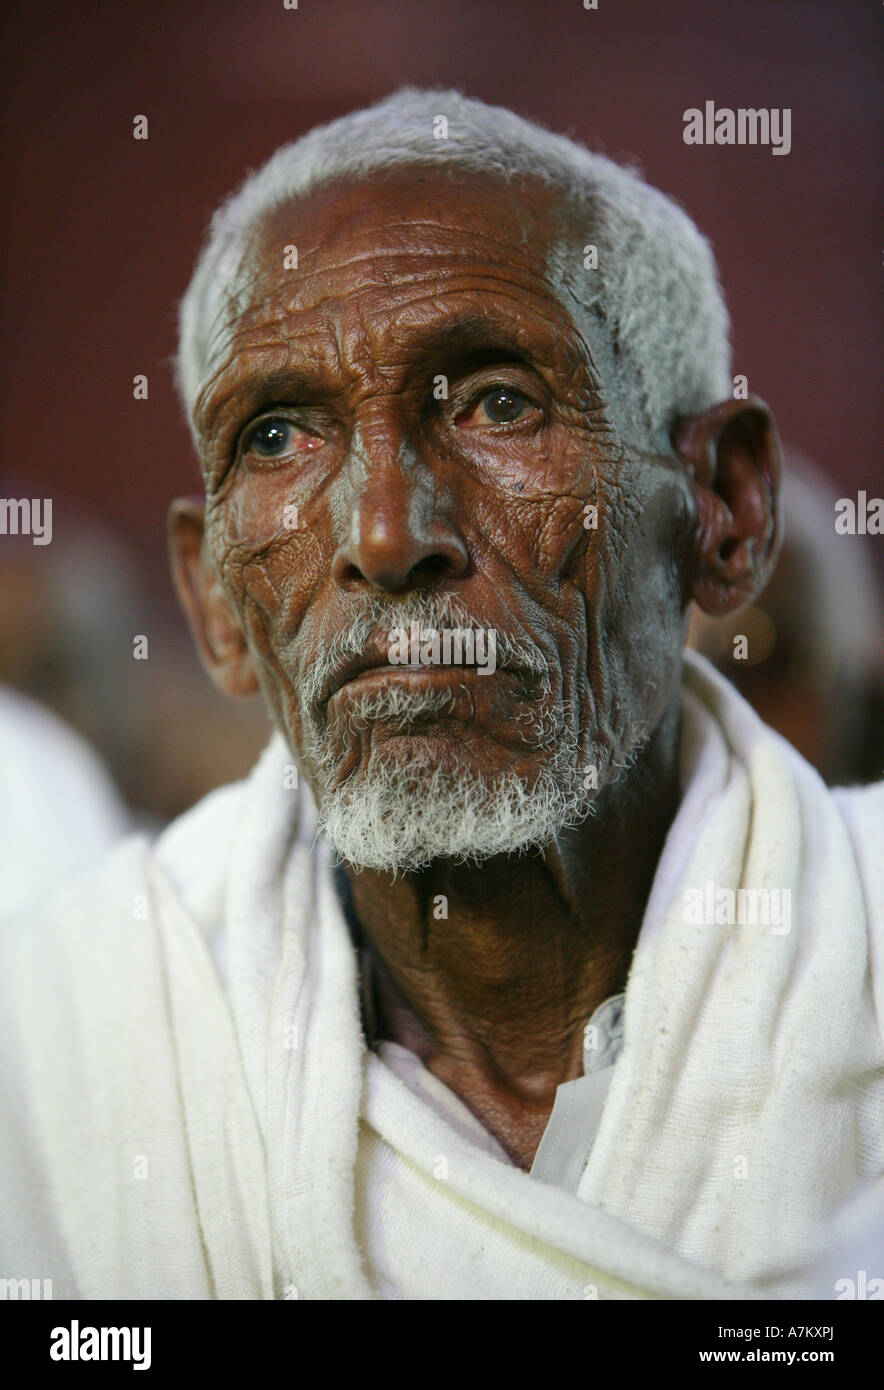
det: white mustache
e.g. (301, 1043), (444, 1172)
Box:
(300, 592), (549, 708)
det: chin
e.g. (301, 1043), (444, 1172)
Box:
(315, 731), (596, 874)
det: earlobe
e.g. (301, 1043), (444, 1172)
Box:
(673, 397), (783, 617)
(167, 497), (260, 699)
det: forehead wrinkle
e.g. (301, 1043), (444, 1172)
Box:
(253, 205), (555, 271)
(250, 274), (586, 379)
(243, 192), (570, 321)
(244, 251), (571, 318)
(384, 283), (580, 354)
(331, 295), (385, 393)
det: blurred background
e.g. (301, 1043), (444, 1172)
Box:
(1, 0), (881, 902)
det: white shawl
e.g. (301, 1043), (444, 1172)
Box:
(1, 652), (882, 1299)
(0, 685), (131, 923)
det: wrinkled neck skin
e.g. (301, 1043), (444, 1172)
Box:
(341, 691), (682, 1170)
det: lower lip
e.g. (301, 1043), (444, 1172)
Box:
(334, 665), (502, 695)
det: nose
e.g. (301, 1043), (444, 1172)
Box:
(331, 429), (469, 595)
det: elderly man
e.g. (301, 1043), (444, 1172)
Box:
(2, 89), (882, 1301)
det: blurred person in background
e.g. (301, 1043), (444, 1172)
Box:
(0, 508), (135, 917)
(0, 495), (268, 915)
(0, 682), (132, 921)
(0, 500), (268, 831)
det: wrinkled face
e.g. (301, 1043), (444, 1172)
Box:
(192, 171), (693, 869)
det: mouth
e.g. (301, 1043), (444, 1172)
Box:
(335, 663), (503, 695)
(313, 619), (549, 713)
(318, 641), (399, 707)
(320, 648), (506, 706)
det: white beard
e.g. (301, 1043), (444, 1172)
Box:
(317, 736), (593, 873)
(301, 593), (596, 873)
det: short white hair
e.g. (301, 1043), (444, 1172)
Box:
(176, 87), (732, 454)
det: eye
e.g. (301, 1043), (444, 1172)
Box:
(242, 416), (320, 460)
(455, 385), (538, 429)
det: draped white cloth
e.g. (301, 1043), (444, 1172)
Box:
(1, 652), (882, 1299)
(0, 685), (131, 923)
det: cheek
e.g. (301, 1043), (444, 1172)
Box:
(208, 477), (326, 657)
(458, 432), (596, 505)
(215, 468), (322, 551)
(468, 435), (601, 594)
(558, 461), (692, 755)
(593, 467), (691, 695)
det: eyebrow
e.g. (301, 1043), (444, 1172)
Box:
(411, 314), (532, 360)
(195, 362), (325, 443)
(396, 301), (588, 376)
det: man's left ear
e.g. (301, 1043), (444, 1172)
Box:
(672, 396), (783, 616)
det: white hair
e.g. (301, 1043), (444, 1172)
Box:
(176, 86), (732, 455)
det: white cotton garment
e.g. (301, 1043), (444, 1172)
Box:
(0, 651), (882, 1300)
(0, 684), (132, 922)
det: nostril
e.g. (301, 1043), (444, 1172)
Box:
(408, 554), (451, 586)
(334, 558), (368, 591)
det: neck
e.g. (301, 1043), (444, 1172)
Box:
(336, 699), (682, 1167)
